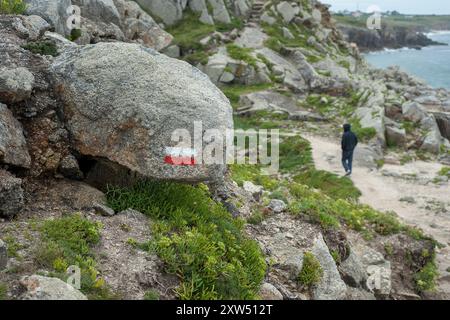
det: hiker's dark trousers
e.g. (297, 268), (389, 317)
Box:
(342, 150), (354, 173)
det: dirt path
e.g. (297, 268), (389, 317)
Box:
(304, 134), (450, 297)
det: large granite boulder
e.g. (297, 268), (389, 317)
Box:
(51, 42), (233, 182)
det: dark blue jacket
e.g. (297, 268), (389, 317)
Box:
(341, 124), (358, 152)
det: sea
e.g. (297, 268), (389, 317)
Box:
(364, 31), (450, 89)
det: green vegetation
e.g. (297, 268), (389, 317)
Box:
(293, 170), (362, 200)
(414, 259), (439, 292)
(288, 182), (432, 243)
(298, 252), (323, 288)
(144, 289), (160, 300)
(247, 210), (266, 225)
(221, 83), (273, 110)
(231, 135), (361, 201)
(35, 214), (114, 299)
(279, 136), (313, 172)
(437, 166), (450, 178)
(106, 181), (266, 300)
(226, 44), (258, 68)
(261, 21), (316, 54)
(230, 163), (279, 191)
(302, 94), (334, 116)
(349, 118), (377, 142)
(233, 111), (288, 130)
(2, 235), (24, 259)
(384, 243), (394, 257)
(166, 10), (244, 65)
(0, 0), (26, 14)
(280, 136), (361, 200)
(0, 283), (7, 300)
(22, 41), (59, 57)
(400, 154), (414, 165)
(68, 28), (82, 42)
(166, 10), (215, 52)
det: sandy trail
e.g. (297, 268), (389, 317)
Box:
(304, 134), (450, 296)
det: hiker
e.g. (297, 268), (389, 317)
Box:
(341, 124), (358, 176)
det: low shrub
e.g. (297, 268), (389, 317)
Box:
(0, 0), (26, 14)
(106, 180), (266, 300)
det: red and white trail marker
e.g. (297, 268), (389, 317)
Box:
(164, 147), (197, 166)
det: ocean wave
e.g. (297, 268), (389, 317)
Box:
(426, 30), (450, 37)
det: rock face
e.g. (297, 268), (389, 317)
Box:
(135, 0), (246, 26)
(338, 24), (443, 52)
(23, 0), (172, 51)
(24, 0), (72, 36)
(0, 103), (31, 168)
(20, 275), (88, 300)
(112, 0), (173, 51)
(51, 42), (233, 182)
(73, 0), (121, 26)
(0, 170), (25, 219)
(135, 0), (185, 26)
(200, 46), (271, 86)
(311, 235), (347, 300)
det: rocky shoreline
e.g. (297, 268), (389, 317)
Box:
(338, 24), (447, 52)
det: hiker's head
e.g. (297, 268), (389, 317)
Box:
(343, 124), (351, 132)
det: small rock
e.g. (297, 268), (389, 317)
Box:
(20, 275), (87, 300)
(59, 154), (83, 180)
(267, 199), (287, 213)
(0, 170), (24, 219)
(340, 250), (367, 288)
(0, 239), (7, 270)
(259, 282), (283, 300)
(0, 67), (35, 104)
(222, 201), (240, 217)
(285, 233), (294, 240)
(243, 181), (264, 201)
(399, 196), (416, 204)
(281, 254), (304, 280)
(93, 202), (115, 217)
(282, 27), (295, 39)
(161, 45), (180, 59)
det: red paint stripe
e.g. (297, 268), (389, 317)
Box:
(164, 155), (196, 166)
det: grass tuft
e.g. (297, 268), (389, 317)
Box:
(298, 252), (323, 288)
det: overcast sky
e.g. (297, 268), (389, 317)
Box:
(322, 0), (450, 14)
